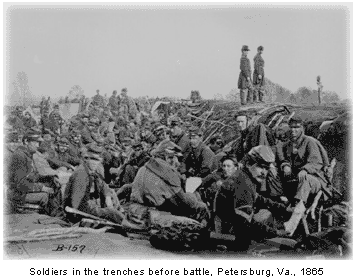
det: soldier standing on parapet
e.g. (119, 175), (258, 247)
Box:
(238, 45), (252, 106)
(253, 46), (265, 103)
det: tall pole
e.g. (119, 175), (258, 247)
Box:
(317, 75), (323, 105)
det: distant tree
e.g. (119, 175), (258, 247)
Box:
(190, 90), (202, 101)
(12, 71), (34, 107)
(289, 94), (297, 104)
(294, 86), (317, 105)
(213, 93), (224, 100)
(322, 90), (340, 104)
(68, 85), (85, 101)
(225, 88), (239, 102)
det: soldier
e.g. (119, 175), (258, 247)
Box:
(48, 104), (64, 134)
(130, 140), (210, 224)
(275, 117), (331, 236)
(169, 116), (189, 152)
(22, 111), (37, 130)
(214, 146), (288, 250)
(68, 129), (84, 159)
(108, 90), (120, 111)
(6, 130), (62, 216)
(63, 144), (124, 224)
(253, 46), (265, 103)
(238, 45), (252, 105)
(181, 126), (216, 178)
(56, 137), (81, 168)
(92, 89), (105, 107)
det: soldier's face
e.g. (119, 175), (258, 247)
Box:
(58, 145), (68, 153)
(190, 135), (201, 148)
(223, 159), (237, 177)
(27, 141), (40, 153)
(248, 163), (268, 184)
(236, 116), (247, 131)
(82, 117), (89, 124)
(290, 125), (304, 141)
(24, 113), (31, 119)
(166, 154), (180, 169)
(170, 125), (181, 137)
(73, 135), (80, 143)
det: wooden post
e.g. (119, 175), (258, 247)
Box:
(317, 75), (323, 105)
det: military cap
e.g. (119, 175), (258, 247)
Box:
(169, 116), (182, 126)
(288, 116), (304, 127)
(188, 126), (203, 137)
(24, 130), (43, 142)
(58, 137), (69, 146)
(154, 139), (183, 157)
(257, 46), (264, 51)
(53, 104), (59, 109)
(241, 45), (250, 51)
(248, 145), (275, 167)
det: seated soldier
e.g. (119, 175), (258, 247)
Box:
(275, 117), (331, 236)
(22, 111), (37, 130)
(196, 155), (239, 213)
(169, 116), (189, 152)
(181, 126), (216, 178)
(6, 130), (62, 216)
(56, 137), (81, 168)
(68, 129), (84, 159)
(130, 140), (210, 225)
(214, 146), (288, 250)
(63, 144), (124, 224)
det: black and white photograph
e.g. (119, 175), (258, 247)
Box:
(3, 2), (352, 264)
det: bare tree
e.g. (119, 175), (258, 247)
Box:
(12, 71), (34, 107)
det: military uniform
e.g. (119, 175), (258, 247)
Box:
(237, 45), (252, 105)
(253, 47), (265, 102)
(63, 144), (123, 223)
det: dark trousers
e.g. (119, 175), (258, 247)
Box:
(159, 191), (210, 224)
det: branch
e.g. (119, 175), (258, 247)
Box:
(187, 114), (233, 128)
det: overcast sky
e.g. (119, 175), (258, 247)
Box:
(6, 4), (351, 103)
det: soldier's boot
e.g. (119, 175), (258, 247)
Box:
(283, 200), (306, 236)
(240, 90), (247, 105)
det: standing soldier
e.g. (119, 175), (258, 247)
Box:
(238, 45), (252, 105)
(109, 90), (120, 111)
(48, 104), (64, 135)
(253, 46), (265, 103)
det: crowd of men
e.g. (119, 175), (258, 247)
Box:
(5, 85), (334, 251)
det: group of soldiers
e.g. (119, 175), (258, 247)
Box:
(5, 86), (334, 251)
(238, 45), (265, 105)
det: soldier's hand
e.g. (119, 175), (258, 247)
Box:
(298, 170), (307, 181)
(283, 165), (292, 177)
(258, 74), (262, 80)
(42, 186), (54, 194)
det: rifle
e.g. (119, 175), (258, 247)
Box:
(64, 206), (148, 237)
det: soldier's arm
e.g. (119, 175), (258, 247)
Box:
(198, 147), (215, 178)
(302, 139), (324, 174)
(240, 57), (251, 77)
